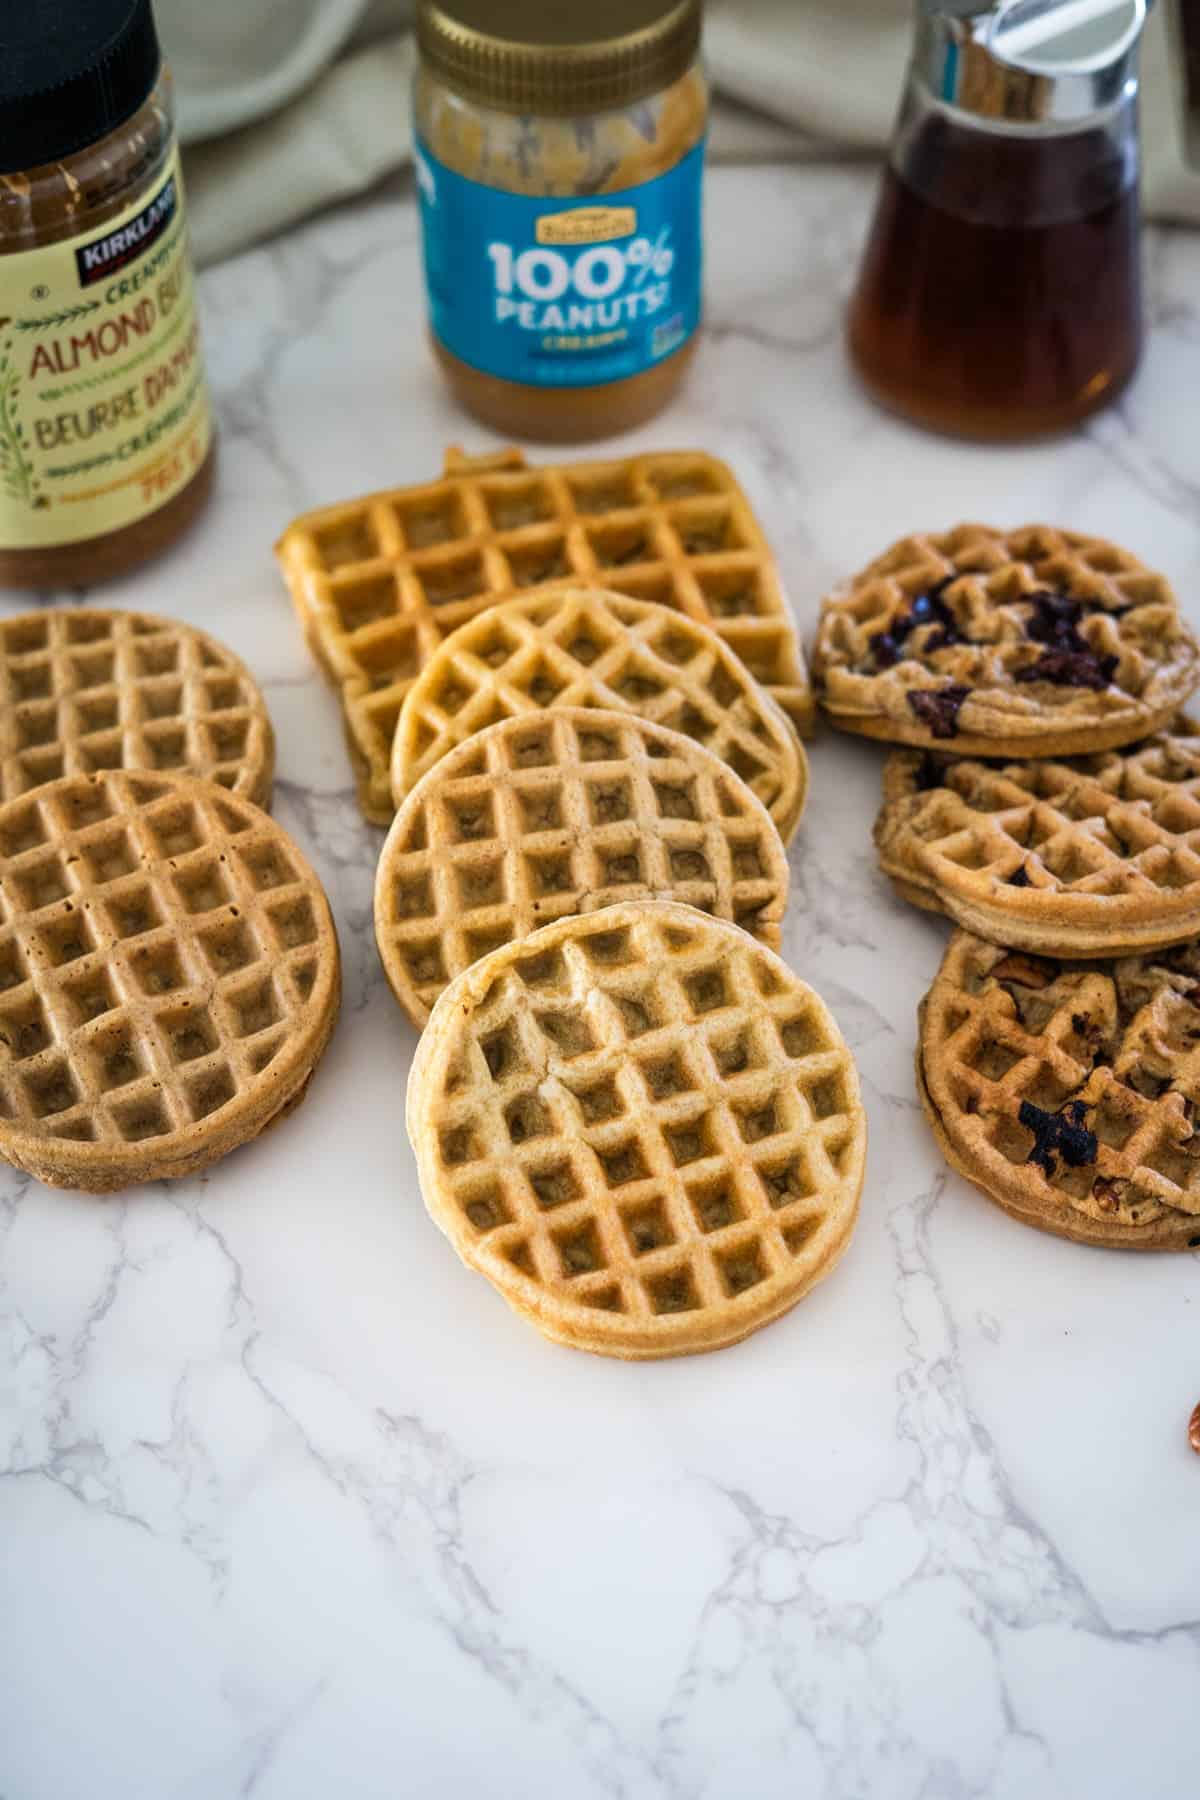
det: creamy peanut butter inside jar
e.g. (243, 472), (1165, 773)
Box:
(415, 0), (708, 442)
(0, 0), (215, 589)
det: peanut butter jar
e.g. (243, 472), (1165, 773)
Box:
(415, 0), (708, 442)
(0, 0), (215, 589)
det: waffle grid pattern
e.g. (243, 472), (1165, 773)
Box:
(0, 610), (274, 805)
(815, 524), (1200, 751)
(391, 590), (806, 841)
(277, 448), (811, 822)
(878, 725), (1200, 947)
(921, 933), (1200, 1244)
(377, 711), (789, 1025)
(0, 771), (335, 1179)
(414, 905), (864, 1353)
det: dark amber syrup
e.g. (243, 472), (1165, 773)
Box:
(848, 110), (1142, 440)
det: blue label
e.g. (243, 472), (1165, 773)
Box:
(416, 137), (704, 389)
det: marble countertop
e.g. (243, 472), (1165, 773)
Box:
(3, 161), (1200, 1800)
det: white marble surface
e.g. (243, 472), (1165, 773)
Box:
(3, 161), (1200, 1800)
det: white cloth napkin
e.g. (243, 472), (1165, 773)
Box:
(161, 0), (1198, 266)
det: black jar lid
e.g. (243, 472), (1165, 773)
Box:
(0, 0), (162, 176)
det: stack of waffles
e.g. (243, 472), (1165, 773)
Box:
(0, 609), (340, 1191)
(279, 446), (870, 1359)
(813, 524), (1200, 1250)
(275, 446), (815, 823)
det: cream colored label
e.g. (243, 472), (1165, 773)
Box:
(0, 147), (211, 551)
(535, 205), (638, 247)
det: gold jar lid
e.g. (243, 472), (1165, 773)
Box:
(417, 0), (702, 116)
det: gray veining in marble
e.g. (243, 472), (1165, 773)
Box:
(1, 161), (1199, 1800)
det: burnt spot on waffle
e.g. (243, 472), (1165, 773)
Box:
(1018, 1098), (1097, 1176)
(869, 576), (963, 670)
(1015, 648), (1118, 690)
(1025, 591), (1091, 650)
(912, 752), (951, 792)
(1016, 591), (1121, 689)
(906, 685), (970, 738)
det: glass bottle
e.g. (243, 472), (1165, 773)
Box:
(848, 0), (1148, 440)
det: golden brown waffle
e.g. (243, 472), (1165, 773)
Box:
(919, 929), (1200, 1249)
(0, 609), (274, 807)
(408, 901), (866, 1357)
(876, 720), (1200, 957)
(376, 709), (790, 1028)
(276, 445), (813, 822)
(0, 770), (340, 1192)
(813, 524), (1200, 757)
(391, 589), (807, 842)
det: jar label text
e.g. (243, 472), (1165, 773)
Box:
(0, 148), (212, 552)
(416, 140), (705, 389)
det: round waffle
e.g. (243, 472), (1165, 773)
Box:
(813, 525), (1200, 757)
(876, 721), (1200, 957)
(919, 929), (1200, 1250)
(376, 710), (790, 1027)
(0, 770), (340, 1192)
(0, 609), (275, 806)
(408, 901), (866, 1358)
(390, 589), (807, 842)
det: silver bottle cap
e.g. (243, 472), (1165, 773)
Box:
(916, 0), (1147, 125)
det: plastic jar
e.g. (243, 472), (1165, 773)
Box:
(415, 0), (708, 442)
(0, 0), (215, 589)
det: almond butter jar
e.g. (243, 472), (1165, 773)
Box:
(0, 0), (215, 590)
(415, 0), (708, 442)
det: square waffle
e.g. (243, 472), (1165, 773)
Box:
(276, 446), (813, 823)
(408, 901), (866, 1358)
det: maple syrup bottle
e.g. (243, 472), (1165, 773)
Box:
(849, 0), (1148, 441)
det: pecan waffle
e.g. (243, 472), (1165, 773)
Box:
(276, 446), (812, 822)
(0, 771), (340, 1191)
(813, 525), (1200, 756)
(376, 709), (789, 1028)
(408, 901), (866, 1358)
(876, 720), (1200, 957)
(391, 589), (807, 842)
(0, 609), (274, 806)
(919, 930), (1200, 1249)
